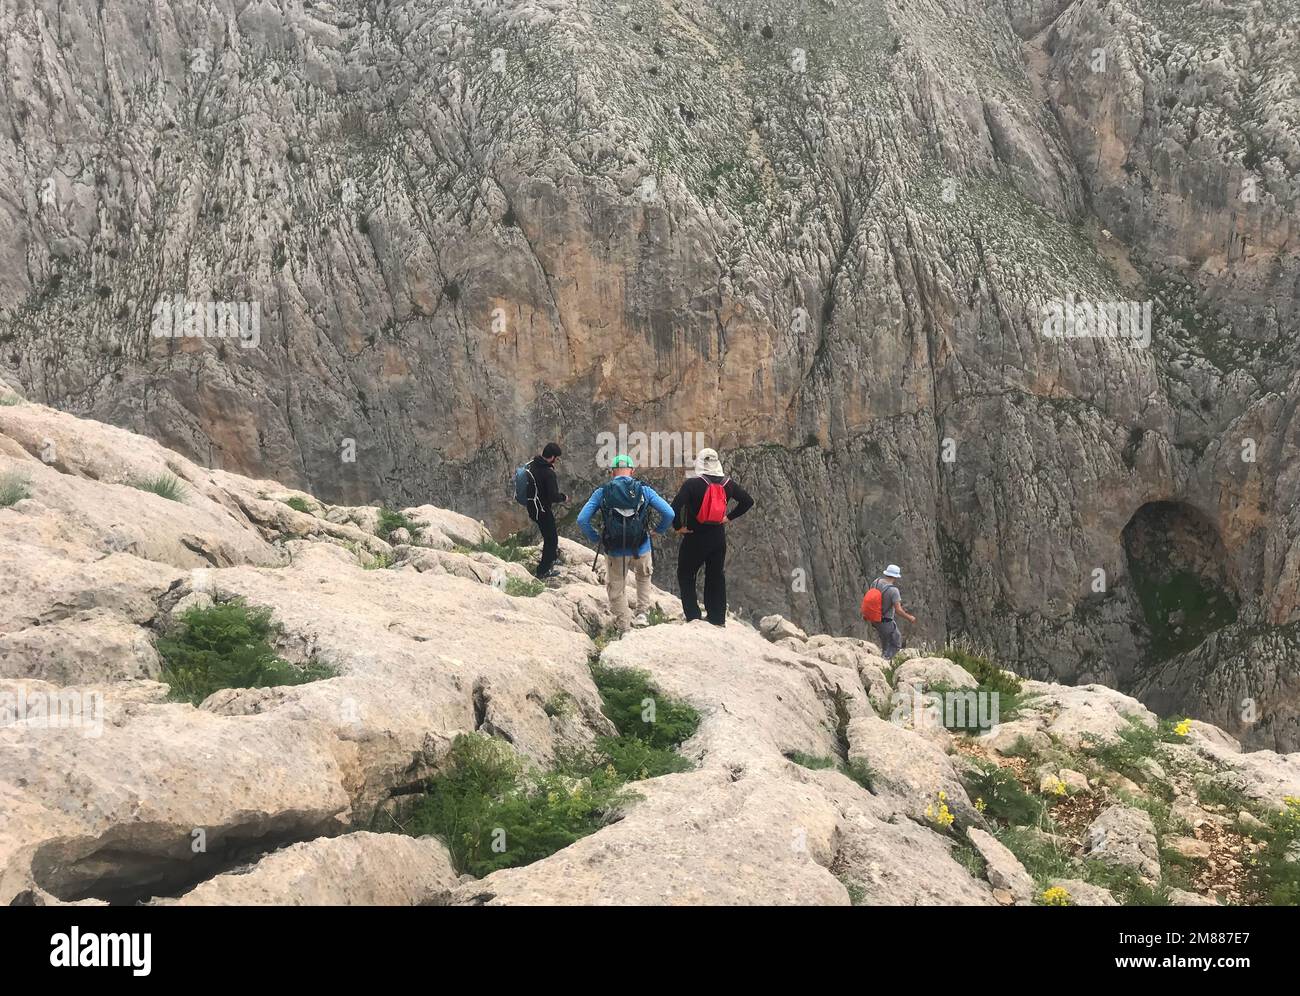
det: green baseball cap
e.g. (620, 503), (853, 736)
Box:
(611, 454), (635, 469)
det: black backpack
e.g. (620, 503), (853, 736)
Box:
(598, 476), (651, 551)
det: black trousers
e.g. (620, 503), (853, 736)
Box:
(678, 537), (727, 625)
(532, 506), (559, 576)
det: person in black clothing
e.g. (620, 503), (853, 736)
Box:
(526, 442), (567, 578)
(670, 447), (754, 626)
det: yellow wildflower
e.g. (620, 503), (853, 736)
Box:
(975, 797), (987, 813)
(1173, 718), (1192, 737)
(1041, 886), (1071, 906)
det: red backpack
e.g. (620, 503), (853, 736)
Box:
(696, 477), (730, 524)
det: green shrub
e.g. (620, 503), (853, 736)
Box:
(504, 576), (546, 597)
(130, 472), (186, 502)
(0, 394), (22, 406)
(406, 733), (635, 878)
(0, 472), (30, 508)
(375, 506), (418, 541)
(407, 667), (702, 878)
(589, 663), (700, 750)
(941, 641), (1023, 699)
(362, 550), (395, 570)
(156, 598), (336, 704)
(284, 496), (313, 514)
(563, 734), (694, 782)
(962, 760), (1044, 826)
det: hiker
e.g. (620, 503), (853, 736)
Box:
(670, 447), (753, 626)
(861, 564), (916, 661)
(577, 454), (674, 632)
(515, 442), (567, 578)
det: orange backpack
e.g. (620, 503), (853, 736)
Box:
(861, 583), (887, 624)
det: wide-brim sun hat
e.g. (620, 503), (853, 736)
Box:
(883, 564), (902, 578)
(694, 447), (724, 476)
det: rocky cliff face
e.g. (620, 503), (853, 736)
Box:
(3, 399), (1299, 906)
(0, 1), (1297, 746)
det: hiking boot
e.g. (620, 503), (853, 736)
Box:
(632, 612), (649, 628)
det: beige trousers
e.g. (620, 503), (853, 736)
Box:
(606, 551), (653, 631)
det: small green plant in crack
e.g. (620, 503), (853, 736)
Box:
(543, 691), (575, 718)
(786, 751), (838, 770)
(362, 549), (395, 570)
(156, 597), (336, 705)
(0, 394), (22, 406)
(836, 875), (867, 905)
(1080, 715), (1169, 784)
(951, 840), (988, 880)
(504, 576), (545, 597)
(283, 496), (313, 514)
(1244, 796), (1300, 905)
(375, 506), (419, 541)
(996, 825), (1075, 884)
(130, 472), (186, 502)
(1003, 734), (1041, 760)
(456, 536), (532, 563)
(785, 751), (876, 792)
(0, 471), (31, 508)
(645, 604), (671, 626)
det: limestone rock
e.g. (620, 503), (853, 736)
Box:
(759, 615), (808, 643)
(159, 833), (458, 906)
(967, 827), (1034, 902)
(1085, 806), (1161, 882)
(894, 657), (978, 693)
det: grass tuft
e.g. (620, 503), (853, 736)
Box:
(130, 472), (186, 502)
(0, 471), (31, 508)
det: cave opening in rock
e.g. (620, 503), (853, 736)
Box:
(1121, 501), (1240, 662)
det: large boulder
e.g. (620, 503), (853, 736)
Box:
(845, 715), (983, 828)
(159, 833), (459, 906)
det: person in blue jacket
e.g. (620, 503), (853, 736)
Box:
(577, 454), (674, 632)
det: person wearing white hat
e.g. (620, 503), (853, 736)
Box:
(862, 564), (916, 660)
(669, 448), (753, 626)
